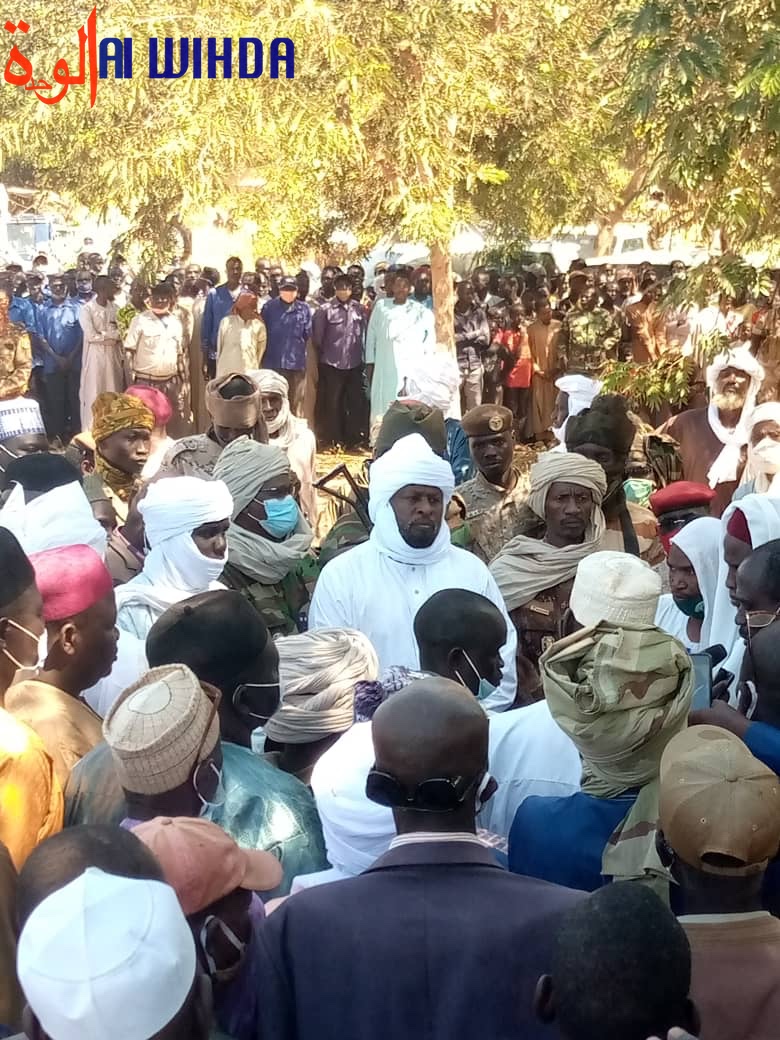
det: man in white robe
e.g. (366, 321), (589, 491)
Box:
(308, 433), (518, 710)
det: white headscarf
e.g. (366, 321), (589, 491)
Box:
(247, 369), (296, 449)
(115, 476), (234, 615)
(310, 722), (393, 876)
(552, 375), (603, 450)
(744, 402), (780, 494)
(266, 629), (379, 744)
(668, 516), (723, 648)
(705, 345), (764, 488)
(368, 433), (455, 566)
(400, 349), (462, 420)
(711, 494), (780, 697)
(0, 481), (107, 558)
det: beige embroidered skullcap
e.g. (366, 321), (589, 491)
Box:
(102, 665), (220, 795)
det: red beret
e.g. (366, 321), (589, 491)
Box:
(126, 385), (173, 427)
(726, 508), (752, 547)
(649, 481), (716, 517)
(29, 545), (114, 622)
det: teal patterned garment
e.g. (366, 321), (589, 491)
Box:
(64, 740), (328, 897)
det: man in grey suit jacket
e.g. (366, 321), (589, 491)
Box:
(254, 678), (584, 1040)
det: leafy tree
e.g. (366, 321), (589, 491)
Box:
(1, 0), (648, 344)
(600, 0), (780, 249)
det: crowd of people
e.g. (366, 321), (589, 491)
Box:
(1, 245), (780, 1039)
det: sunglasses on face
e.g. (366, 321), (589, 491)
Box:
(365, 766), (481, 812)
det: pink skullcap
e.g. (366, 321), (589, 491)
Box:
(30, 544), (114, 621)
(126, 385), (173, 427)
(726, 508), (752, 547)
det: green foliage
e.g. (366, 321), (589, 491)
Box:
(601, 0), (780, 247)
(601, 353), (696, 408)
(0, 0), (637, 269)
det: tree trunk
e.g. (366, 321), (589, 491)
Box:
(431, 241), (454, 351)
(171, 215), (193, 261)
(595, 222), (615, 256)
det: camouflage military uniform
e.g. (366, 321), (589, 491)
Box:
(560, 307), (620, 375)
(222, 557), (317, 637)
(158, 432), (221, 479)
(457, 468), (528, 564)
(0, 323), (32, 401)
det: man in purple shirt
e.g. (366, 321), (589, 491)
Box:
(311, 273), (367, 449)
(261, 276), (312, 416)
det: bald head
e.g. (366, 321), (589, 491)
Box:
(372, 678), (488, 789)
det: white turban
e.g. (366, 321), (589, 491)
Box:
(139, 477), (233, 546)
(0, 397), (45, 441)
(247, 369), (296, 448)
(368, 433), (455, 565)
(552, 375), (603, 451)
(746, 401), (780, 437)
(705, 345), (764, 488)
(555, 375), (603, 417)
(310, 723), (394, 876)
(0, 481), (107, 558)
(213, 437), (289, 518)
(265, 629), (379, 745)
(400, 350), (462, 420)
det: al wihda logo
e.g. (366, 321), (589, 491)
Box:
(3, 6), (294, 107)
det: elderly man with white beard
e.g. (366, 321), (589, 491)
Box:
(308, 433), (518, 710)
(660, 345), (764, 517)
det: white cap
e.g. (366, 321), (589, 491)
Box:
(570, 551), (661, 628)
(0, 397), (45, 440)
(17, 867), (196, 1040)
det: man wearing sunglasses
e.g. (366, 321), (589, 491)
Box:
(64, 591), (328, 895)
(255, 679), (583, 1040)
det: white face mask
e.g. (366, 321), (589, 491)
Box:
(749, 436), (780, 475)
(1, 618), (47, 672)
(161, 533), (227, 590)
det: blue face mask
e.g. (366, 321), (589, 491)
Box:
(455, 649), (497, 702)
(259, 495), (299, 539)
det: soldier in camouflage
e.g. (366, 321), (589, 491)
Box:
(457, 404), (529, 563)
(560, 284), (621, 376)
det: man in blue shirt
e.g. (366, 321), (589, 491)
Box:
(37, 275), (83, 440)
(201, 257), (243, 378)
(261, 276), (312, 417)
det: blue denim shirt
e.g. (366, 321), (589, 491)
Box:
(261, 297), (312, 371)
(38, 299), (83, 374)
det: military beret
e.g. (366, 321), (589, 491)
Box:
(461, 405), (514, 438)
(649, 481), (716, 517)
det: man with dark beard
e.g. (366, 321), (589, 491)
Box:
(660, 346), (764, 518)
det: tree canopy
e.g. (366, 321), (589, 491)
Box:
(600, 0), (780, 249)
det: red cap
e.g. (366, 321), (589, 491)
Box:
(126, 384), (173, 427)
(726, 508), (752, 546)
(30, 544), (114, 622)
(649, 481), (716, 517)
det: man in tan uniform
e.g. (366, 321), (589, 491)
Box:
(458, 405), (529, 564)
